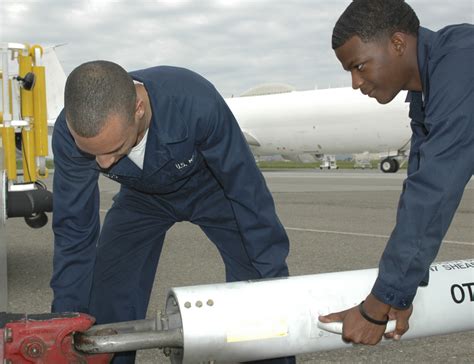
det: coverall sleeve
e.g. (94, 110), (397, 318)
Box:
(372, 50), (474, 309)
(197, 94), (290, 278)
(50, 114), (101, 313)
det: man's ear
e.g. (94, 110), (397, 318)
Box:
(390, 32), (407, 56)
(135, 98), (145, 119)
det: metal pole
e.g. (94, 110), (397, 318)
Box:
(0, 145), (7, 311)
(84, 318), (159, 336)
(1, 46), (12, 122)
(0, 44), (9, 311)
(74, 329), (183, 354)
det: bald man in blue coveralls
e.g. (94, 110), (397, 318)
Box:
(51, 61), (294, 363)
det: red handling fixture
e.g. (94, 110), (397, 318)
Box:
(0, 312), (113, 364)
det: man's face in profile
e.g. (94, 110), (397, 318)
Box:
(335, 35), (405, 105)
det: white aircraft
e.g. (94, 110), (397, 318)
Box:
(225, 85), (412, 173)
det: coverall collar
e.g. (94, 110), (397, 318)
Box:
(406, 27), (435, 118)
(416, 27), (436, 102)
(131, 74), (189, 145)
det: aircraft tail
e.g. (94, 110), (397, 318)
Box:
(43, 47), (66, 124)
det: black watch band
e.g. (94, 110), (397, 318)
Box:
(358, 300), (389, 325)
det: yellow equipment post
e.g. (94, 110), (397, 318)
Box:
(21, 129), (36, 181)
(1, 126), (16, 181)
(31, 45), (49, 177)
(19, 54), (34, 117)
(19, 53), (36, 181)
(1, 76), (17, 181)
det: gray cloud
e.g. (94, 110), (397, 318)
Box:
(1, 0), (472, 96)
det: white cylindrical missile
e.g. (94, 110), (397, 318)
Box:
(165, 259), (474, 363)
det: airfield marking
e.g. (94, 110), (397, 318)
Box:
(284, 226), (474, 247)
(263, 172), (406, 179)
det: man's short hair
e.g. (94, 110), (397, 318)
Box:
(332, 0), (420, 50)
(64, 60), (136, 137)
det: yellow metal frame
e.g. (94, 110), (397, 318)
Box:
(1, 43), (50, 183)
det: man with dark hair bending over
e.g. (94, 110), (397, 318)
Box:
(52, 62), (294, 363)
(320, 0), (473, 345)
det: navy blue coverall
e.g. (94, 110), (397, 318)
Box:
(51, 66), (294, 363)
(372, 25), (474, 308)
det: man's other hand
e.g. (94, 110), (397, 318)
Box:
(384, 304), (413, 340)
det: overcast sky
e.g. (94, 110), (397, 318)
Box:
(2, 0), (473, 97)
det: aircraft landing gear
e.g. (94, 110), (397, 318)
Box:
(380, 157), (399, 173)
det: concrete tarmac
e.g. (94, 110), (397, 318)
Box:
(4, 169), (474, 363)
